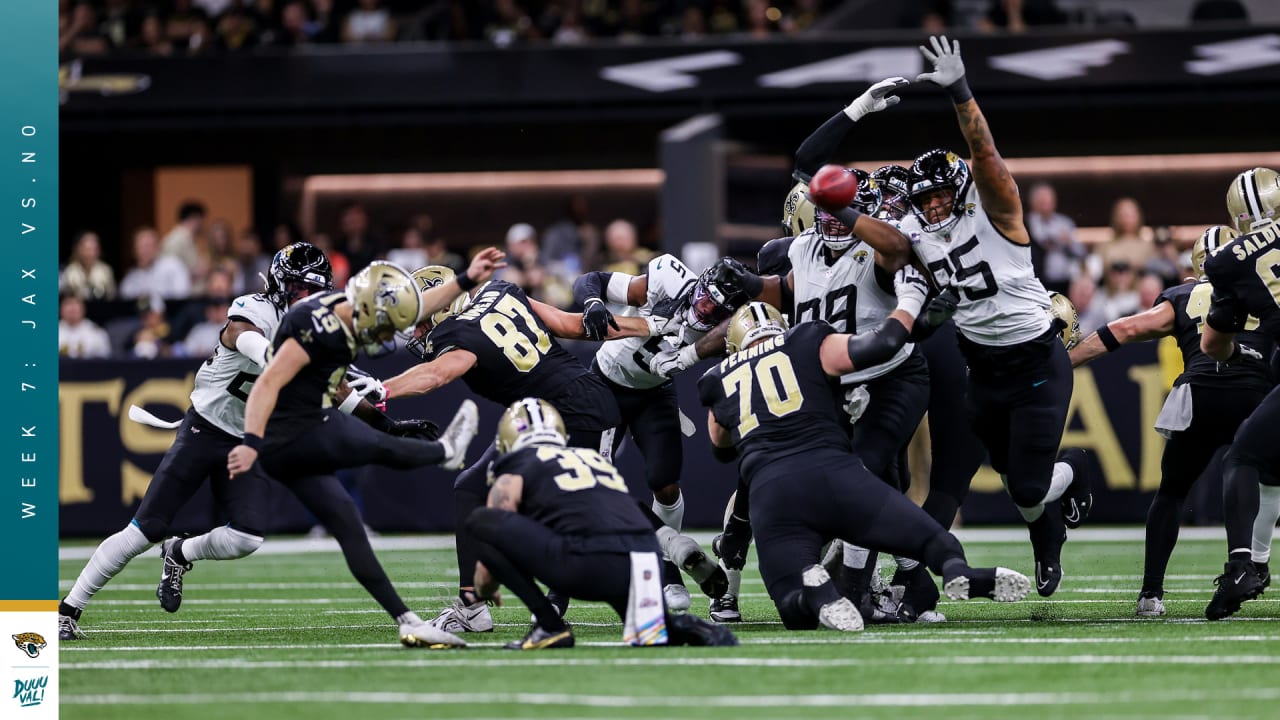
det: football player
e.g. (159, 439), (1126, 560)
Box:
(470, 398), (738, 649)
(353, 266), (704, 634)
(1072, 226), (1273, 616)
(1199, 167), (1280, 619)
(889, 36), (1092, 596)
(58, 242), (333, 641)
(699, 301), (1030, 631)
(222, 257), (503, 648)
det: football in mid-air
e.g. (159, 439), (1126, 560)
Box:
(807, 164), (858, 211)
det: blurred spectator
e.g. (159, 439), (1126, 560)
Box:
(743, 0), (777, 39)
(100, 0), (138, 49)
(387, 227), (430, 271)
(1097, 197), (1155, 279)
(183, 274), (234, 357)
(162, 200), (207, 277)
(1137, 272), (1164, 310)
(272, 0), (312, 47)
(59, 294), (111, 359)
(60, 230), (117, 301)
(139, 12), (176, 55)
(549, 2), (588, 44)
(194, 0), (236, 18)
(602, 219), (653, 275)
(165, 0), (208, 50)
(307, 0), (340, 42)
(679, 6), (707, 39)
(707, 0), (741, 34)
(783, 0), (822, 33)
(215, 2), (260, 50)
(119, 227), (192, 300)
(1069, 274), (1107, 336)
(978, 0), (1067, 33)
(272, 221), (304, 252)
(1145, 227), (1183, 288)
(337, 201), (384, 270)
(898, 0), (951, 32)
(202, 219), (239, 285)
(131, 297), (175, 360)
(60, 2), (110, 56)
(175, 268), (234, 342)
(232, 228), (273, 295)
(343, 0), (396, 43)
(503, 222), (573, 307)
(1097, 258), (1142, 324)
(311, 233), (351, 288)
(542, 194), (593, 273)
(1025, 182), (1083, 295)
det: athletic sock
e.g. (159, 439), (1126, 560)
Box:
(723, 566), (742, 597)
(1252, 485), (1280, 564)
(652, 492), (685, 531)
(65, 522), (153, 611)
(181, 527), (264, 562)
(1042, 461), (1074, 504)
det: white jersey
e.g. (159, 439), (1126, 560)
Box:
(189, 293), (282, 437)
(903, 184), (1051, 346)
(788, 230), (913, 384)
(595, 254), (705, 390)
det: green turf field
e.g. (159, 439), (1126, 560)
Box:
(58, 529), (1280, 720)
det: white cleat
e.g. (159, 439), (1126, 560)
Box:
(802, 564), (864, 632)
(664, 584), (692, 612)
(428, 597), (494, 633)
(400, 619), (467, 649)
(991, 567), (1031, 602)
(917, 610), (947, 623)
(439, 400), (480, 470)
(1136, 594), (1166, 617)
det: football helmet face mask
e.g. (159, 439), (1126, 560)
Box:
(265, 242), (334, 310)
(872, 165), (911, 222)
(726, 302), (789, 355)
(496, 397), (568, 454)
(781, 181), (816, 237)
(1192, 225), (1239, 280)
(404, 265), (471, 360)
(1048, 292), (1082, 350)
(908, 149), (973, 234)
(346, 261), (422, 358)
(685, 261), (752, 332)
(815, 168), (880, 253)
(1226, 167), (1280, 234)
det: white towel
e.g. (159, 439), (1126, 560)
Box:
(623, 551), (668, 646)
(1154, 384), (1194, 439)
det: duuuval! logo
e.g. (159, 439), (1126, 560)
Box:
(13, 675), (47, 708)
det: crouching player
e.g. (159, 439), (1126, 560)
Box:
(469, 398), (738, 650)
(698, 300), (1031, 631)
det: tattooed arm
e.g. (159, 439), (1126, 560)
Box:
(486, 473), (524, 512)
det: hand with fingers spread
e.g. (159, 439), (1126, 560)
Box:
(844, 77), (910, 123)
(465, 247), (507, 287)
(916, 35), (972, 103)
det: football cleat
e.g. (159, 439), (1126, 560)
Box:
(917, 610), (947, 623)
(944, 567), (1030, 603)
(504, 623), (574, 650)
(58, 613), (85, 641)
(661, 531), (730, 598)
(803, 564), (864, 632)
(529, 591), (570, 624)
(664, 584), (692, 613)
(709, 593), (741, 623)
(438, 400), (480, 471)
(1058, 449), (1093, 529)
(428, 597), (494, 633)
(1029, 504), (1067, 597)
(1256, 561), (1271, 589)
(893, 565), (941, 616)
(400, 619), (467, 649)
(1035, 561), (1063, 598)
(1205, 559), (1266, 621)
(667, 613), (739, 646)
(1136, 591), (1166, 618)
(157, 538), (192, 613)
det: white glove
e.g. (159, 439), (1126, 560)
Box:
(649, 344), (700, 378)
(916, 35), (967, 88)
(348, 375), (388, 403)
(843, 386), (871, 425)
(645, 314), (681, 336)
(893, 265), (930, 318)
(843, 77), (909, 123)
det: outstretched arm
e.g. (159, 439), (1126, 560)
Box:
(383, 349), (478, 399)
(916, 35), (1027, 243)
(530, 298), (651, 341)
(1071, 302), (1175, 367)
(419, 247), (506, 320)
(817, 266), (929, 376)
(793, 78), (908, 182)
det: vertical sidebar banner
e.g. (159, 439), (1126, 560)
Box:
(0, 3), (59, 718)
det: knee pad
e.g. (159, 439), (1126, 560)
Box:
(1007, 481), (1049, 511)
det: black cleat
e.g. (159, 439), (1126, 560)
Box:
(1035, 561), (1063, 598)
(157, 538), (192, 613)
(709, 593), (741, 623)
(58, 613), (85, 641)
(667, 613), (739, 646)
(1029, 502), (1067, 597)
(895, 565), (941, 616)
(504, 623), (574, 650)
(1058, 449), (1093, 529)
(1255, 561), (1271, 589)
(1206, 559), (1266, 621)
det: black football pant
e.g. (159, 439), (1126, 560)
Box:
(254, 409), (449, 619)
(1143, 384), (1268, 594)
(919, 321), (987, 528)
(847, 351), (930, 492)
(1223, 383), (1280, 556)
(601, 372), (684, 495)
(133, 407), (270, 542)
(749, 451), (968, 630)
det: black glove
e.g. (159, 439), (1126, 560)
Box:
(712, 257), (764, 301)
(923, 287), (960, 326)
(582, 298), (619, 341)
(1206, 292), (1249, 333)
(388, 418), (441, 440)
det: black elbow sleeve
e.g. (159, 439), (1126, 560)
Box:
(793, 112), (856, 182)
(847, 319), (909, 369)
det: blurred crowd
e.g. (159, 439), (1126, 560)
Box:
(59, 197), (659, 359)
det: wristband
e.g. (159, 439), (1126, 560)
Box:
(337, 390), (363, 414)
(1096, 325), (1121, 352)
(946, 78), (973, 104)
(456, 272), (478, 292)
(242, 432), (263, 450)
(895, 289), (927, 319)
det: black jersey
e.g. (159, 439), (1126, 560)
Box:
(757, 237), (794, 277)
(697, 321), (850, 481)
(1158, 281), (1273, 393)
(492, 444), (653, 536)
(1205, 221), (1280, 340)
(424, 281), (612, 425)
(267, 291), (356, 433)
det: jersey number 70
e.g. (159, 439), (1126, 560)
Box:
(720, 354), (805, 437)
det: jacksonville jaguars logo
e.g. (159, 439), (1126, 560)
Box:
(13, 633), (46, 659)
(852, 250), (869, 264)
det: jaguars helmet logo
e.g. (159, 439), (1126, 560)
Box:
(13, 633), (46, 659)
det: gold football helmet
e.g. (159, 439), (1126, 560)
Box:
(782, 181), (815, 237)
(405, 265), (471, 359)
(726, 302), (789, 355)
(496, 397), (567, 454)
(1192, 225), (1240, 280)
(346, 261), (421, 355)
(1049, 292), (1081, 350)
(1227, 167), (1280, 233)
